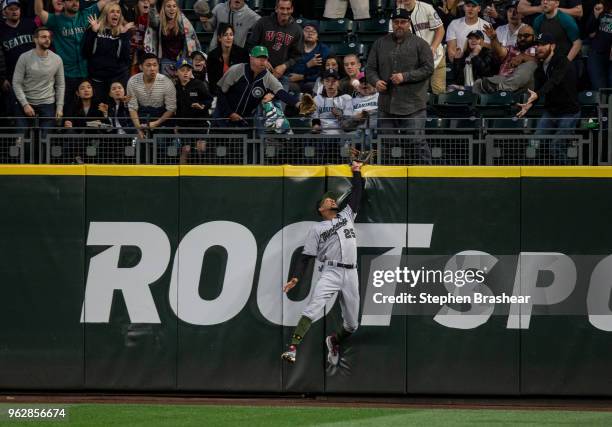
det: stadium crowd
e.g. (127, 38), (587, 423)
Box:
(0, 0), (607, 143)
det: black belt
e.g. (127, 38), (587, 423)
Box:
(326, 260), (356, 269)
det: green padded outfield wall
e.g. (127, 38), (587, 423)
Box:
(0, 165), (611, 395)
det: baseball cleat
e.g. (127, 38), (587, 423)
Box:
(281, 345), (297, 364)
(326, 335), (339, 366)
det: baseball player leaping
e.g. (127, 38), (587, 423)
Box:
(282, 160), (364, 366)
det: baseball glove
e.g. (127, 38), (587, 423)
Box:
(298, 93), (316, 116)
(350, 147), (377, 164)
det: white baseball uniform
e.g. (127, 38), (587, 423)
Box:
(301, 204), (360, 332)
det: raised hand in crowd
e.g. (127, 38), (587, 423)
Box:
(483, 23), (496, 40)
(120, 21), (135, 34)
(88, 15), (101, 32)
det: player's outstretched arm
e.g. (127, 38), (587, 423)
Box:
(283, 254), (316, 293)
(348, 161), (364, 213)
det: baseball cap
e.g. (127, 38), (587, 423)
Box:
(3, 0), (21, 9)
(390, 8), (411, 20)
(467, 30), (485, 39)
(302, 22), (319, 33)
(322, 69), (340, 80)
(357, 71), (366, 82)
(536, 33), (555, 45)
(507, 0), (519, 9)
(193, 0), (210, 16)
(176, 58), (194, 69)
(464, 0), (481, 5)
(190, 50), (206, 60)
(250, 45), (269, 58)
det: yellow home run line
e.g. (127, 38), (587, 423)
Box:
(1, 165), (612, 178)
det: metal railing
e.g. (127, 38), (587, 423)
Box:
(0, 116), (606, 166)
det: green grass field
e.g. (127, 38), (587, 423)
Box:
(1, 404), (611, 426)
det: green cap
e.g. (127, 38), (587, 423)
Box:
(250, 45), (269, 58)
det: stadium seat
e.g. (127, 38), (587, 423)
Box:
(329, 42), (366, 58)
(318, 19), (354, 44)
(355, 18), (390, 43)
(578, 90), (600, 130)
(295, 18), (319, 29)
(433, 91), (478, 131)
(477, 91), (518, 130)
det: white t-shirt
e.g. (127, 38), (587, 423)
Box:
(351, 93), (379, 128)
(496, 23), (525, 48)
(446, 17), (491, 51)
(313, 94), (354, 134)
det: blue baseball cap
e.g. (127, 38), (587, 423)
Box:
(175, 58), (194, 69)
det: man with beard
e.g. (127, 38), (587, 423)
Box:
(35, 0), (111, 112)
(366, 8), (433, 163)
(516, 33), (580, 162)
(474, 24), (538, 93)
(12, 27), (65, 133)
(0, 0), (37, 119)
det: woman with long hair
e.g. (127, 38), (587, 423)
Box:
(207, 23), (248, 95)
(586, 0), (612, 89)
(449, 30), (495, 91)
(144, 0), (200, 77)
(82, 2), (134, 100)
(64, 79), (104, 131)
(98, 81), (132, 134)
(129, 0), (158, 75)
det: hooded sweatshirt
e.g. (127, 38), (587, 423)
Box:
(247, 13), (304, 69)
(207, 2), (261, 51)
(82, 27), (132, 80)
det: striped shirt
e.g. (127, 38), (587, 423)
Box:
(127, 72), (177, 113)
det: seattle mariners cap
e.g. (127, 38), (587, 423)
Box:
(536, 33), (555, 45)
(175, 58), (194, 69)
(464, 0), (481, 5)
(467, 30), (485, 39)
(3, 0), (21, 9)
(390, 8), (411, 20)
(250, 46), (269, 58)
(302, 22), (319, 33)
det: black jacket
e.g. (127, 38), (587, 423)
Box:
(452, 47), (496, 86)
(82, 28), (132, 80)
(175, 78), (213, 126)
(65, 101), (105, 132)
(105, 100), (132, 133)
(207, 44), (249, 96)
(535, 51), (579, 115)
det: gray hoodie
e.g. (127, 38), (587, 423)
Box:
(206, 2), (261, 51)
